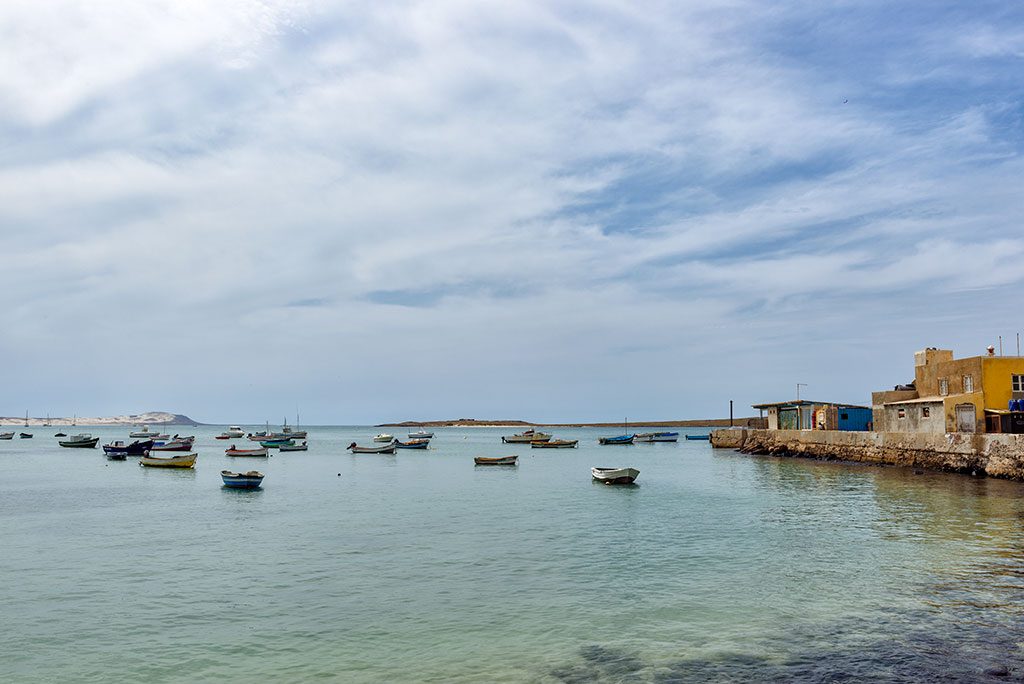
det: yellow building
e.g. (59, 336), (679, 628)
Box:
(871, 347), (1024, 433)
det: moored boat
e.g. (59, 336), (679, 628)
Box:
(225, 446), (269, 457)
(103, 439), (153, 456)
(59, 433), (99, 448)
(373, 433), (394, 442)
(502, 429), (551, 443)
(393, 438), (429, 449)
(54, 432), (67, 437)
(150, 438), (194, 452)
(129, 425), (159, 438)
(225, 425), (245, 438)
(19, 432), (32, 439)
(348, 442), (397, 454)
(408, 429), (434, 439)
(598, 435), (634, 445)
(684, 434), (710, 440)
(260, 439), (294, 449)
(0, 432), (14, 440)
(591, 466), (639, 484)
(474, 455), (518, 466)
(215, 434), (231, 440)
(634, 431), (679, 442)
(279, 441), (308, 452)
(140, 452), (197, 468)
(531, 439), (578, 448)
(221, 470), (264, 488)
(106, 450), (128, 461)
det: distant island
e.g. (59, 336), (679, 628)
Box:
(0, 411), (201, 427)
(376, 417), (765, 428)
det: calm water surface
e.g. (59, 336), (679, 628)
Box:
(3, 426), (1024, 682)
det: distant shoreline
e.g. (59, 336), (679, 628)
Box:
(376, 418), (766, 428)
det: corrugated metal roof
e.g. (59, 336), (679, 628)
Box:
(751, 400), (870, 410)
(881, 396), (944, 406)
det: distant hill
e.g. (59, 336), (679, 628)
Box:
(0, 411), (202, 426)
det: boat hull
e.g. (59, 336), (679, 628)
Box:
(225, 448), (269, 457)
(531, 439), (578, 448)
(221, 470), (264, 488)
(591, 467), (639, 484)
(684, 435), (710, 440)
(635, 432), (679, 442)
(598, 435), (634, 445)
(502, 431), (551, 443)
(373, 434), (394, 442)
(278, 444), (308, 452)
(59, 437), (99, 448)
(140, 453), (197, 468)
(349, 444), (397, 454)
(394, 439), (429, 449)
(0, 432), (14, 440)
(474, 456), (518, 466)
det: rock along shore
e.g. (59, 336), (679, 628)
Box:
(710, 428), (1024, 480)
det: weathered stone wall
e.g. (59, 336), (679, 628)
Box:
(709, 429), (1024, 480)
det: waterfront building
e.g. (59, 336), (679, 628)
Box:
(871, 347), (1024, 434)
(752, 400), (873, 431)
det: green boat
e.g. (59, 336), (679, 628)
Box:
(260, 440), (294, 449)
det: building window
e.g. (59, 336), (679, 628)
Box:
(939, 379), (949, 396)
(1014, 375), (1024, 392)
(963, 375), (974, 393)
(898, 408), (906, 419)
(840, 413), (849, 420)
(922, 406), (931, 418)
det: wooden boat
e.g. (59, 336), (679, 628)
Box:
(598, 435), (634, 445)
(103, 439), (153, 456)
(502, 429), (551, 443)
(394, 438), (429, 449)
(59, 433), (99, 448)
(280, 415), (306, 439)
(279, 441), (308, 452)
(225, 446), (269, 457)
(591, 466), (639, 484)
(408, 429), (434, 439)
(54, 432), (67, 437)
(129, 425), (159, 438)
(531, 439), (578, 448)
(0, 432), (14, 440)
(150, 439), (194, 452)
(215, 434), (231, 440)
(635, 432), (679, 442)
(373, 433), (394, 442)
(19, 432), (32, 439)
(106, 450), (128, 461)
(474, 455), (518, 466)
(348, 442), (397, 454)
(221, 470), (264, 488)
(140, 452), (197, 468)
(685, 434), (710, 440)
(260, 440), (294, 449)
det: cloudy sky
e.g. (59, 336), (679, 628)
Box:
(2, 1), (1023, 424)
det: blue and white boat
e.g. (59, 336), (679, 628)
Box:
(221, 470), (264, 489)
(685, 434), (710, 441)
(634, 432), (679, 442)
(598, 434), (634, 445)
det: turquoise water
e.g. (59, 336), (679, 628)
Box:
(3, 426), (1024, 682)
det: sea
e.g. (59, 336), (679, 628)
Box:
(3, 425), (1023, 683)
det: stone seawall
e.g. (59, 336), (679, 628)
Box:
(709, 429), (1024, 480)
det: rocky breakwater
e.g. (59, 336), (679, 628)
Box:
(710, 429), (1024, 480)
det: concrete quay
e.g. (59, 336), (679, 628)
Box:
(710, 428), (1024, 480)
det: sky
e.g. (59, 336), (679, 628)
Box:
(2, 1), (1024, 424)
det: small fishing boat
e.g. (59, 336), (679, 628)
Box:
(150, 439), (194, 452)
(373, 433), (394, 443)
(279, 441), (308, 452)
(260, 440), (294, 449)
(59, 433), (99, 448)
(215, 434), (231, 440)
(474, 455), (518, 466)
(408, 429), (434, 439)
(54, 432), (67, 437)
(280, 416), (307, 440)
(106, 450), (128, 461)
(103, 439), (154, 456)
(393, 438), (429, 449)
(502, 429), (551, 443)
(531, 439), (578, 448)
(19, 432), (32, 439)
(591, 466), (639, 484)
(225, 446), (269, 457)
(634, 432), (679, 442)
(225, 426), (245, 438)
(348, 442), (397, 454)
(685, 434), (710, 441)
(140, 452), (197, 468)
(129, 425), (159, 438)
(0, 432), (14, 440)
(598, 435), (634, 445)
(221, 470), (264, 489)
